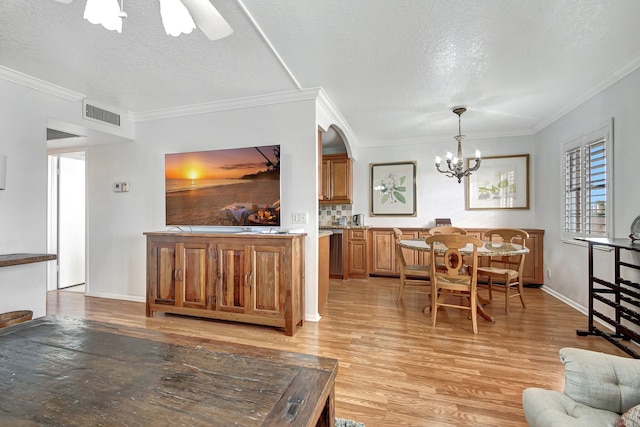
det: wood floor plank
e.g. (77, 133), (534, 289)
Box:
(47, 277), (637, 426)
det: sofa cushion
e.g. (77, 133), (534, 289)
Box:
(561, 347), (640, 414)
(523, 388), (621, 427)
(616, 404), (640, 427)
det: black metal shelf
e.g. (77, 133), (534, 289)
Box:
(575, 237), (640, 358)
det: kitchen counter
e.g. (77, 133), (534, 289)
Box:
(319, 225), (370, 230)
(318, 230), (333, 237)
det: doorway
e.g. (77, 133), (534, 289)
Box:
(48, 152), (86, 291)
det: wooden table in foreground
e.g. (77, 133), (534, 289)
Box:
(0, 317), (338, 426)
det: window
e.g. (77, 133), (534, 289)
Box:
(562, 120), (613, 241)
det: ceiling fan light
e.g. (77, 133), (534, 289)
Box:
(159, 0), (196, 37)
(83, 0), (122, 33)
(180, 0), (233, 41)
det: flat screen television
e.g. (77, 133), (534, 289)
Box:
(165, 145), (280, 227)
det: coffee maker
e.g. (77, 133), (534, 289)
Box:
(352, 214), (363, 226)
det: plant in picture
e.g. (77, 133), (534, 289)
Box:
(374, 173), (407, 204)
(477, 172), (516, 200)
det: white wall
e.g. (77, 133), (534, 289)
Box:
(85, 100), (322, 319)
(352, 135), (537, 229)
(534, 67), (640, 309)
(0, 80), (79, 317)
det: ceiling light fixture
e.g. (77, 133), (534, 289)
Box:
(54, 0), (233, 41)
(435, 107), (481, 183)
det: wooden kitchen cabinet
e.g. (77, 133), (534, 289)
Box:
(369, 227), (545, 285)
(320, 153), (352, 204)
(346, 228), (369, 279)
(369, 228), (421, 276)
(146, 232), (305, 336)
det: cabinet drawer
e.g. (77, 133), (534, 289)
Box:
(349, 229), (367, 240)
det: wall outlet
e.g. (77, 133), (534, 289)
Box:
(113, 182), (130, 192)
(292, 212), (308, 224)
(546, 268), (551, 278)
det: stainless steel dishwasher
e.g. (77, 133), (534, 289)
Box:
(320, 229), (344, 278)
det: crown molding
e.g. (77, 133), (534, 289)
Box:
(533, 51), (640, 133)
(132, 89), (320, 122)
(0, 66), (85, 102)
(315, 87), (359, 149)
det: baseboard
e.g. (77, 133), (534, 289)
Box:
(84, 291), (145, 303)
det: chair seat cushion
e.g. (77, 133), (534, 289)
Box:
(523, 388), (620, 427)
(405, 264), (429, 274)
(477, 266), (518, 281)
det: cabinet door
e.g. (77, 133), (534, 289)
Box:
(150, 242), (177, 306)
(217, 242), (250, 313)
(370, 230), (395, 275)
(178, 243), (210, 309)
(251, 244), (286, 317)
(321, 159), (331, 201)
(348, 239), (368, 277)
(330, 157), (352, 202)
(320, 154), (352, 204)
(521, 232), (542, 284)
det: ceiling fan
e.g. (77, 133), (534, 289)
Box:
(52, 0), (233, 41)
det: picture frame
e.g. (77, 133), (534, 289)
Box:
(465, 154), (529, 210)
(370, 161), (417, 216)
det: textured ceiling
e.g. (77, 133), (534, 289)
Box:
(2, 0), (640, 147)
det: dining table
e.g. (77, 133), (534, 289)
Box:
(398, 238), (529, 322)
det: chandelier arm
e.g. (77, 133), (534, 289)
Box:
(434, 106), (480, 183)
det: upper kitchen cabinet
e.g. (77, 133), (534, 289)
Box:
(319, 125), (352, 204)
(321, 153), (352, 204)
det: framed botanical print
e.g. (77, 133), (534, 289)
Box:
(465, 154), (529, 210)
(370, 161), (417, 216)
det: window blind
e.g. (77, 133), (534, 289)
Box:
(586, 140), (606, 236)
(564, 147), (582, 234)
(564, 138), (607, 237)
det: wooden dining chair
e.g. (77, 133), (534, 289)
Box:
(428, 226), (467, 273)
(476, 228), (529, 314)
(426, 234), (484, 334)
(393, 228), (430, 304)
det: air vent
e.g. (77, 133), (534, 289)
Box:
(83, 101), (121, 127)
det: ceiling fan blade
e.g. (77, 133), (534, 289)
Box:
(52, 0), (74, 3)
(179, 0), (233, 41)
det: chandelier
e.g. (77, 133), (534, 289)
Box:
(71, 0), (233, 41)
(435, 107), (481, 183)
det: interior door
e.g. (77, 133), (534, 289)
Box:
(57, 154), (86, 289)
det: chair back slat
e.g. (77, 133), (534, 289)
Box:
(428, 226), (467, 236)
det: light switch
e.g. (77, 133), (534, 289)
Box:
(292, 212), (308, 224)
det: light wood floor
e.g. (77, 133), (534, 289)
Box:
(49, 278), (634, 426)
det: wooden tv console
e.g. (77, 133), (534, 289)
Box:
(144, 231), (305, 336)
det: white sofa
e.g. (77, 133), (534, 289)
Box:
(523, 347), (640, 426)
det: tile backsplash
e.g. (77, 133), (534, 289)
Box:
(319, 204), (352, 226)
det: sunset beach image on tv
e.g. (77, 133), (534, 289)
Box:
(165, 145), (281, 226)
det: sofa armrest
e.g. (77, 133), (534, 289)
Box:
(560, 347), (640, 414)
